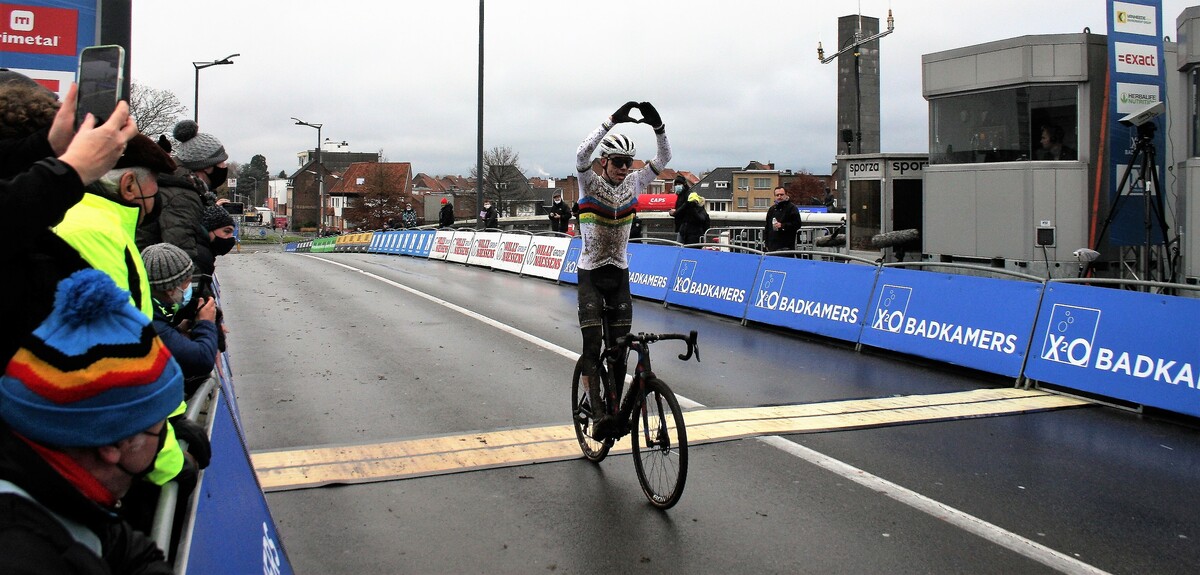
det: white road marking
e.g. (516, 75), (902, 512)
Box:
(303, 254), (1109, 575)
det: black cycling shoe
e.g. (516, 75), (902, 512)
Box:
(591, 414), (623, 440)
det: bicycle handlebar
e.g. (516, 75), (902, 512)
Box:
(614, 330), (700, 363)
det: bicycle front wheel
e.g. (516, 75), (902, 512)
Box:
(631, 378), (688, 509)
(571, 362), (613, 462)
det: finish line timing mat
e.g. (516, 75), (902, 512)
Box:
(251, 388), (1090, 492)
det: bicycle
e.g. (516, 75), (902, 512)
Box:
(571, 307), (699, 509)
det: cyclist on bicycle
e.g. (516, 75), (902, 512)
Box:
(575, 101), (671, 438)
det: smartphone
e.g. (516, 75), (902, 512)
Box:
(75, 45), (125, 127)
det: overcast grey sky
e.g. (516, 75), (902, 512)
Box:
(129, 1), (1192, 179)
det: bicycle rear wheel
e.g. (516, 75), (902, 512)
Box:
(571, 362), (613, 462)
(631, 378), (688, 509)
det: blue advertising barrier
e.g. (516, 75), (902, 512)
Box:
(558, 238), (582, 285)
(665, 249), (761, 319)
(182, 356), (292, 574)
(745, 257), (876, 343)
(410, 230), (435, 257)
(858, 267), (1043, 378)
(1024, 282), (1200, 418)
(627, 242), (682, 302)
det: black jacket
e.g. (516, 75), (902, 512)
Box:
(438, 203), (455, 227)
(764, 201), (802, 251)
(138, 169), (209, 266)
(547, 201), (572, 233)
(1, 157), (90, 367)
(0, 424), (172, 575)
(677, 201), (710, 245)
(481, 205), (499, 228)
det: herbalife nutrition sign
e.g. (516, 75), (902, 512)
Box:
(1106, 0), (1167, 246)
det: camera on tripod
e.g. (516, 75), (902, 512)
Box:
(1119, 101), (1165, 140)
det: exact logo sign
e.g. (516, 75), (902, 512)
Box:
(1039, 304), (1101, 367)
(1, 4), (77, 56)
(1114, 42), (1159, 76)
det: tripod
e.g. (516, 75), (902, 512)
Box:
(1086, 121), (1175, 285)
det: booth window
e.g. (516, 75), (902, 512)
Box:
(930, 85), (1078, 164)
(1191, 69), (1200, 157)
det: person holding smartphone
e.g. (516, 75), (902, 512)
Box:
(574, 101), (671, 438)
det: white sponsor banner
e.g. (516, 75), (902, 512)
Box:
(466, 232), (503, 267)
(1114, 41), (1159, 76)
(428, 230), (455, 260)
(1113, 1), (1157, 36)
(446, 230), (475, 263)
(1115, 81), (1159, 114)
(492, 234), (533, 274)
(522, 236), (572, 280)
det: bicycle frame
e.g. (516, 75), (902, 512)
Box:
(596, 309), (698, 437)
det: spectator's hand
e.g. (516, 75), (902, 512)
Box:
(47, 83), (78, 155)
(58, 101), (137, 185)
(197, 297), (217, 324)
(611, 101), (639, 124)
(169, 416), (211, 469)
(638, 102), (662, 129)
(215, 197), (230, 206)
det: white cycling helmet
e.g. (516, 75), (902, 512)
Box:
(599, 133), (635, 158)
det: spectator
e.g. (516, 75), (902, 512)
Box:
(629, 212), (644, 240)
(1035, 123), (1075, 161)
(141, 243), (218, 393)
(678, 192), (710, 246)
(764, 185), (801, 252)
(668, 175), (689, 242)
(53, 135), (204, 491)
(137, 120), (228, 264)
(55, 134), (176, 319)
(401, 202), (418, 228)
(197, 205), (236, 277)
(438, 197), (454, 227)
(0, 269), (181, 574)
(547, 191), (571, 233)
(0, 77), (137, 366)
(480, 200), (499, 228)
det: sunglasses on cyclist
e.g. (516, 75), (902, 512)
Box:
(608, 156), (633, 169)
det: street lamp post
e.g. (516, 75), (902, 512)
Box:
(192, 54), (239, 123)
(292, 117), (324, 231)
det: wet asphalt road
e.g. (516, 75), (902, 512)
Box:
(215, 249), (1200, 574)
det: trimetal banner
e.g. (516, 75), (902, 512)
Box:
(1025, 282), (1200, 418)
(665, 249), (761, 319)
(522, 235), (571, 280)
(745, 257), (877, 343)
(1106, 0), (1167, 245)
(558, 238), (582, 285)
(446, 230), (474, 264)
(0, 1), (94, 97)
(626, 242), (681, 301)
(858, 267), (1044, 378)
(491, 234), (532, 274)
(185, 356), (292, 575)
(466, 231), (502, 267)
(428, 230), (454, 260)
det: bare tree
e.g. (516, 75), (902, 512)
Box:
(128, 81), (188, 137)
(468, 146), (536, 214)
(344, 163), (411, 229)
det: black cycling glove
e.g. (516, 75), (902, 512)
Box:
(638, 101), (663, 129)
(611, 101), (639, 124)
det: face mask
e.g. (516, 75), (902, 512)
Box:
(117, 424), (168, 479)
(674, 185), (683, 192)
(554, 199), (561, 204)
(211, 235), (236, 256)
(484, 204), (492, 209)
(172, 284), (193, 308)
(207, 165), (228, 190)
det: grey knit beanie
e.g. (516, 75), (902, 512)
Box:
(202, 205), (235, 231)
(171, 120), (228, 170)
(141, 243), (195, 291)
